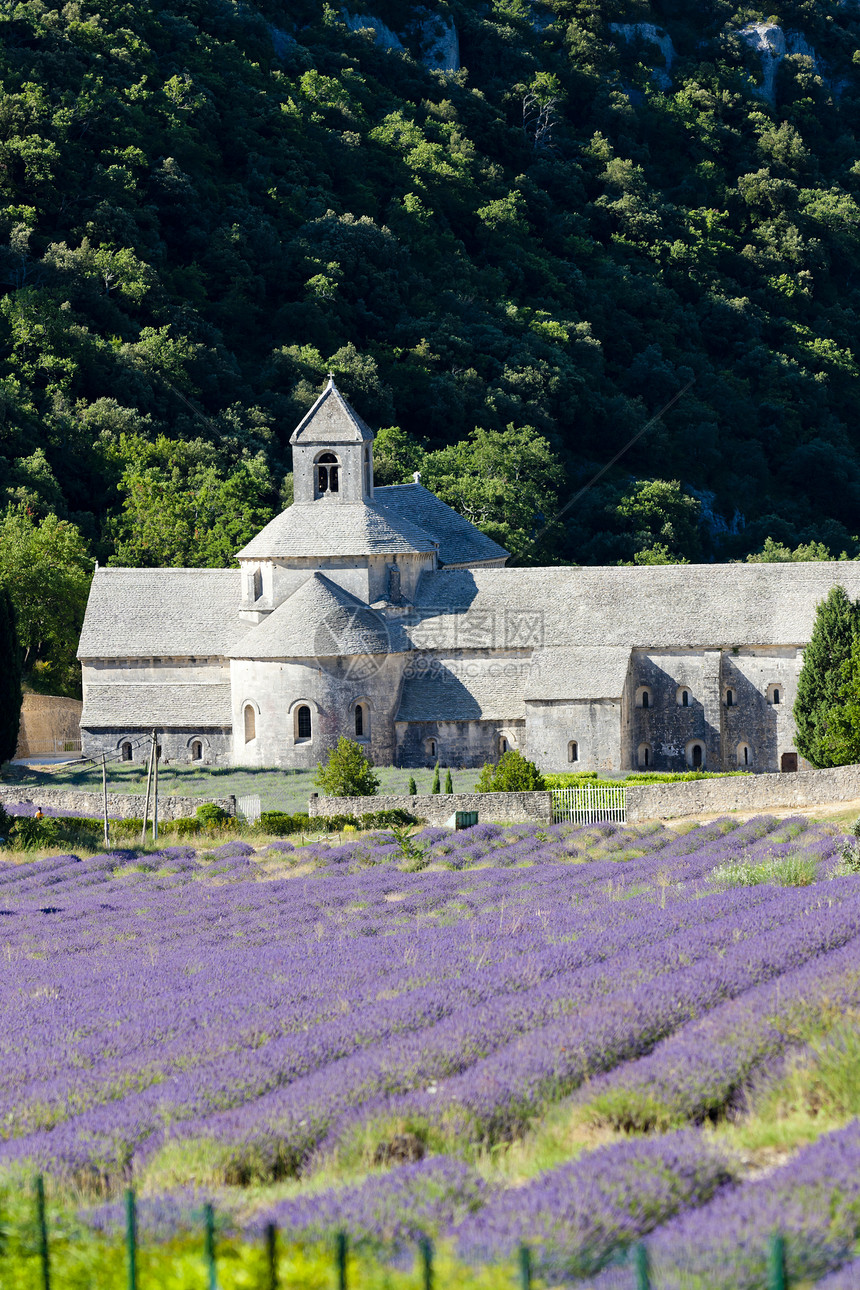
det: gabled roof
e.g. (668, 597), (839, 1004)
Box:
(525, 647), (632, 700)
(289, 376), (374, 445)
(396, 656), (528, 721)
(234, 502), (439, 561)
(81, 684), (232, 728)
(78, 569), (248, 660)
(375, 483), (509, 567)
(228, 572), (402, 658)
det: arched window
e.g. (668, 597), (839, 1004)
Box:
(676, 686), (692, 707)
(737, 742), (751, 767)
(568, 740), (578, 763)
(773, 688), (780, 705)
(121, 741), (132, 762)
(691, 744), (703, 769)
(243, 704), (256, 743)
(682, 690), (689, 707)
(642, 690), (649, 709)
(297, 705), (312, 740)
(317, 452), (339, 495)
(355, 705), (363, 737)
(767, 683), (782, 706)
(726, 689), (734, 708)
(191, 740), (203, 762)
(427, 738), (437, 759)
(638, 743), (651, 768)
(636, 686), (652, 709)
(499, 736), (508, 754)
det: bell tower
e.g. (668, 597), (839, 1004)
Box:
(290, 375), (375, 505)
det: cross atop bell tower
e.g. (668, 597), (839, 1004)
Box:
(290, 375), (375, 505)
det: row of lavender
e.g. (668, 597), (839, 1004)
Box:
(1, 814), (858, 1285)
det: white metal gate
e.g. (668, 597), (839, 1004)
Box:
(237, 794), (262, 824)
(552, 785), (627, 825)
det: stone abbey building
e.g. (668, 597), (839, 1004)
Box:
(79, 380), (860, 773)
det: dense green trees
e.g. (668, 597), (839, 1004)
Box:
(4, 0), (860, 697)
(0, 588), (23, 763)
(314, 736), (380, 797)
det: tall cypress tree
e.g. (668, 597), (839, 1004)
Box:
(794, 585), (860, 767)
(0, 588), (23, 765)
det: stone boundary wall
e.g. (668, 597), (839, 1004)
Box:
(308, 790), (553, 826)
(311, 764), (860, 828)
(627, 764), (860, 822)
(0, 786), (234, 823)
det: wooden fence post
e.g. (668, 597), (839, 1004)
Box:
(204, 1202), (217, 1290)
(265, 1222), (278, 1290)
(634, 1241), (651, 1290)
(518, 1244), (531, 1290)
(125, 1189), (137, 1290)
(419, 1236), (433, 1290)
(336, 1230), (347, 1290)
(35, 1175), (50, 1290)
(769, 1232), (787, 1290)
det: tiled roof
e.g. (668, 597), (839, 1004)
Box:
(396, 657), (529, 721)
(229, 573), (403, 658)
(376, 484), (509, 567)
(234, 502), (439, 560)
(525, 647), (632, 700)
(411, 563), (860, 649)
(289, 378), (374, 445)
(78, 569), (248, 659)
(81, 684), (232, 727)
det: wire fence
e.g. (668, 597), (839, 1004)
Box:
(4, 1178), (800, 1290)
(552, 785), (627, 825)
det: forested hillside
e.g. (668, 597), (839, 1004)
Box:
(3, 0), (860, 691)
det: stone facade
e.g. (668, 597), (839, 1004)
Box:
(76, 379), (860, 776)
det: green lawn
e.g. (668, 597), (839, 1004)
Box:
(4, 762), (482, 813)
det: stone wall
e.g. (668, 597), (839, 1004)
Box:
(626, 764), (860, 822)
(0, 785), (234, 822)
(308, 789), (553, 826)
(15, 694), (83, 757)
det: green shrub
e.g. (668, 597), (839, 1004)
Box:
(111, 818), (144, 839)
(314, 737), (380, 797)
(444, 769), (453, 794)
(0, 803), (12, 843)
(476, 749), (545, 792)
(408, 776), (417, 795)
(431, 762), (440, 794)
(323, 813), (360, 832)
(196, 802), (229, 825)
(168, 817), (202, 837)
(260, 811), (312, 836)
(360, 809), (419, 829)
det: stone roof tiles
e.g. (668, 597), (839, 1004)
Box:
(234, 502), (439, 560)
(525, 647), (632, 700)
(82, 684), (232, 727)
(375, 483), (509, 567)
(77, 569), (248, 660)
(228, 572), (403, 658)
(396, 657), (529, 721)
(289, 377), (374, 445)
(413, 563), (860, 649)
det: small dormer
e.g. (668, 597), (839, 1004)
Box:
(291, 375), (375, 505)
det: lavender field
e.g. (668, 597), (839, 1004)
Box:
(3, 815), (860, 1287)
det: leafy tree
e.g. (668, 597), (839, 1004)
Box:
(0, 588), (23, 763)
(314, 737), (380, 797)
(794, 586), (860, 768)
(444, 768), (453, 793)
(476, 749), (546, 792)
(421, 426), (565, 562)
(431, 762), (441, 794)
(107, 436), (276, 568)
(372, 426), (425, 486)
(0, 507), (92, 697)
(746, 537), (842, 563)
(616, 481), (702, 565)
(821, 638), (860, 767)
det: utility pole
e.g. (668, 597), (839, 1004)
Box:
(152, 734), (159, 842)
(140, 731), (155, 847)
(101, 753), (109, 848)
